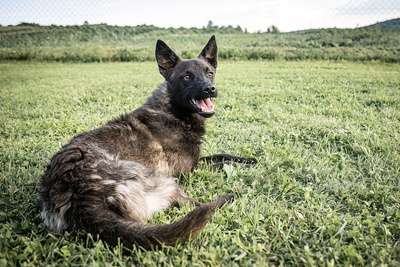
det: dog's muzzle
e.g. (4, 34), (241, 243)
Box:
(190, 85), (217, 118)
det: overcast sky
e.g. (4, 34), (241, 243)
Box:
(1, 0), (400, 32)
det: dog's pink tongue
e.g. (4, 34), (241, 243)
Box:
(196, 98), (214, 112)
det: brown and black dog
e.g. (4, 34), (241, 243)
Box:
(38, 36), (256, 248)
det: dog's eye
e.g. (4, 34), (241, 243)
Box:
(207, 72), (214, 78)
(183, 75), (190, 81)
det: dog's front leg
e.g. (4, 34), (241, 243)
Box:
(199, 153), (257, 170)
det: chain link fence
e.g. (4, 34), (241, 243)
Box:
(1, 0), (399, 32)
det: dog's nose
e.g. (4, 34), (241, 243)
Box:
(203, 86), (216, 94)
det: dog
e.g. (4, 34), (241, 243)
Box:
(38, 36), (256, 248)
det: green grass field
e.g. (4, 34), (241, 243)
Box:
(1, 60), (399, 266)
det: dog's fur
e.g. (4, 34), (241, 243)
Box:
(38, 36), (255, 248)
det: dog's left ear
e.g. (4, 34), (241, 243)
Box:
(156, 39), (182, 78)
(199, 35), (218, 69)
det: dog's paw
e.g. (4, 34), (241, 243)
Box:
(199, 154), (257, 169)
(215, 193), (235, 208)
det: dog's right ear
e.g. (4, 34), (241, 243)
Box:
(156, 40), (181, 78)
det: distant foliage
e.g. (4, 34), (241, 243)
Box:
(0, 22), (399, 62)
(267, 25), (280, 33)
(365, 18), (400, 30)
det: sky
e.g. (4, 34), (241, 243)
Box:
(1, 0), (400, 32)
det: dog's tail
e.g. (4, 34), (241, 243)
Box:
(83, 193), (234, 248)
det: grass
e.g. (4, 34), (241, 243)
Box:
(1, 60), (400, 266)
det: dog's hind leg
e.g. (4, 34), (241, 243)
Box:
(170, 187), (201, 207)
(74, 192), (234, 248)
(65, 158), (233, 248)
(97, 159), (202, 222)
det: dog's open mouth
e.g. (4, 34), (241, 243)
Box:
(191, 98), (215, 118)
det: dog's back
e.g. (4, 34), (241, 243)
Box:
(38, 36), (233, 248)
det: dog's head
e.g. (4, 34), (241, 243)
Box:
(156, 36), (218, 118)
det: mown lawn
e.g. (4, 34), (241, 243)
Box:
(0, 61), (399, 266)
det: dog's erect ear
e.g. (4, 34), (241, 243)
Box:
(199, 35), (218, 69)
(156, 40), (181, 78)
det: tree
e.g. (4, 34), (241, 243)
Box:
(267, 25), (280, 33)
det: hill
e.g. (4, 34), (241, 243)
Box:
(364, 18), (400, 30)
(0, 22), (399, 62)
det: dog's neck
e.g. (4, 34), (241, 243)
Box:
(128, 82), (206, 173)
